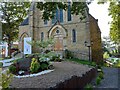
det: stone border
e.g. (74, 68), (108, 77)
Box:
(14, 69), (54, 78)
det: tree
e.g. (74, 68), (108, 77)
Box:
(108, 1), (120, 54)
(102, 36), (117, 56)
(109, 1), (120, 44)
(36, 1), (90, 20)
(98, 1), (120, 53)
(0, 2), (30, 56)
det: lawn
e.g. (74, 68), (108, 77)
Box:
(67, 58), (96, 67)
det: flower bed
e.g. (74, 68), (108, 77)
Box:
(8, 57), (54, 76)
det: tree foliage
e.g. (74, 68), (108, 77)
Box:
(27, 38), (54, 49)
(37, 1), (90, 20)
(109, 1), (120, 44)
(1, 2), (30, 41)
(0, 2), (30, 56)
(98, 1), (120, 54)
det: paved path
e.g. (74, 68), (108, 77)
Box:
(0, 53), (22, 67)
(96, 67), (119, 90)
(1, 53), (23, 74)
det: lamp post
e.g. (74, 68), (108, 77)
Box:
(84, 41), (93, 62)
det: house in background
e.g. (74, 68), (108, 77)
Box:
(19, 2), (103, 64)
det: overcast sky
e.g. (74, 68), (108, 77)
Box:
(88, 1), (112, 38)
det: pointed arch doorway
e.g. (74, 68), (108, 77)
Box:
(19, 32), (29, 52)
(48, 25), (67, 51)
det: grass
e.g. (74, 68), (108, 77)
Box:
(67, 58), (96, 67)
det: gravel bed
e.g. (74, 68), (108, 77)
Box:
(10, 61), (93, 88)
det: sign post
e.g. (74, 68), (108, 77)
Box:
(24, 37), (32, 55)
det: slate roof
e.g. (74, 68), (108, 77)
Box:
(20, 17), (29, 26)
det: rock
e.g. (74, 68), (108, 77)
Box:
(17, 58), (32, 71)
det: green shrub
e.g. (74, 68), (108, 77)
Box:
(30, 58), (40, 73)
(91, 62), (96, 67)
(40, 63), (48, 70)
(85, 84), (93, 90)
(97, 65), (102, 69)
(9, 65), (17, 74)
(104, 62), (110, 67)
(103, 52), (109, 59)
(114, 61), (120, 68)
(0, 62), (3, 68)
(65, 49), (73, 59)
(2, 70), (13, 88)
(50, 55), (61, 62)
(96, 76), (101, 85)
(99, 72), (104, 79)
(0, 58), (3, 60)
(51, 55), (58, 61)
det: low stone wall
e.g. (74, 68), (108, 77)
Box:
(51, 68), (97, 89)
(70, 51), (89, 60)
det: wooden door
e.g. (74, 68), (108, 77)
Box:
(54, 35), (63, 51)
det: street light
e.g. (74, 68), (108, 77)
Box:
(84, 41), (93, 62)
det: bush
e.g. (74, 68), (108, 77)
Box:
(0, 62), (3, 68)
(96, 76), (101, 85)
(103, 52), (109, 59)
(99, 72), (104, 79)
(65, 49), (73, 59)
(44, 50), (50, 54)
(2, 70), (13, 88)
(50, 55), (62, 62)
(91, 62), (96, 67)
(40, 63), (49, 70)
(97, 65), (102, 69)
(30, 58), (40, 73)
(85, 84), (93, 90)
(0, 58), (3, 60)
(114, 60), (120, 68)
(9, 65), (17, 74)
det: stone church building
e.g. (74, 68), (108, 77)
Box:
(19, 2), (103, 64)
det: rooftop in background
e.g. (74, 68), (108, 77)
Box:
(20, 17), (29, 26)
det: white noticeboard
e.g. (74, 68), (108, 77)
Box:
(24, 37), (32, 54)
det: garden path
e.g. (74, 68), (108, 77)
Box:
(95, 67), (119, 90)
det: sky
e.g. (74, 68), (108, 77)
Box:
(88, 1), (112, 38)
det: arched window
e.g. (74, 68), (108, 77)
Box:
(52, 9), (63, 24)
(67, 2), (71, 21)
(41, 32), (44, 42)
(60, 9), (63, 23)
(72, 29), (76, 43)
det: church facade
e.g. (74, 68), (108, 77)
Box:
(19, 2), (103, 64)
